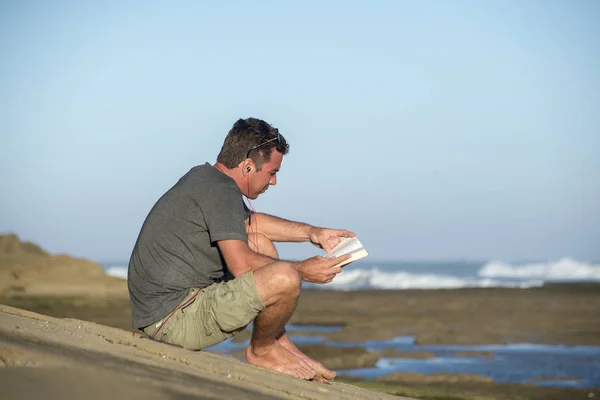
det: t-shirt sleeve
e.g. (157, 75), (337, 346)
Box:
(200, 181), (248, 243)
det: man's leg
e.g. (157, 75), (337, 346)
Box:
(245, 260), (316, 379)
(247, 233), (336, 382)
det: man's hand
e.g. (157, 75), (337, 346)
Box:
(309, 227), (356, 253)
(296, 255), (351, 284)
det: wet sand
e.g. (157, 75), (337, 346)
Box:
(293, 284), (600, 346)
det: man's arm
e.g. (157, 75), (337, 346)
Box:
(217, 238), (350, 284)
(247, 212), (311, 242)
(218, 238), (351, 284)
(217, 239), (276, 277)
(247, 212), (356, 252)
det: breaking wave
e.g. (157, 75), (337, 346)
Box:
(105, 265), (128, 279)
(312, 268), (543, 290)
(478, 258), (600, 280)
(104, 258), (599, 290)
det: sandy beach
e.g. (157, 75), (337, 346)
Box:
(2, 234), (599, 399)
(0, 305), (406, 400)
(6, 285), (599, 347)
(3, 286), (600, 400)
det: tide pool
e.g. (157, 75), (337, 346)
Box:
(206, 324), (600, 389)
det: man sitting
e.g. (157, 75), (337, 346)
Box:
(128, 118), (353, 381)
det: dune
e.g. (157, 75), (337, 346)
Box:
(0, 234), (126, 297)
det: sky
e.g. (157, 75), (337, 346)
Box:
(1, 0), (599, 264)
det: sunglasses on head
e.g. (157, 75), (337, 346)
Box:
(245, 132), (286, 159)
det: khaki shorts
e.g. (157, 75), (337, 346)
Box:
(143, 272), (265, 350)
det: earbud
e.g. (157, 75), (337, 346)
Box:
(246, 166), (251, 173)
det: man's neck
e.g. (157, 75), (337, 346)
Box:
(214, 162), (244, 191)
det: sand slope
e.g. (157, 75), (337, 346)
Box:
(0, 305), (412, 400)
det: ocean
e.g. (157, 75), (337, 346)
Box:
(102, 258), (600, 388)
(104, 258), (600, 290)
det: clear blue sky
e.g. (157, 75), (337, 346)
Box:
(1, 0), (598, 263)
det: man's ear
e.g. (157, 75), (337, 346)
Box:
(240, 160), (254, 176)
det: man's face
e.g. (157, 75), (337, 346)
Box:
(248, 149), (283, 199)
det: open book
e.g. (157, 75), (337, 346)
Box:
(325, 236), (369, 268)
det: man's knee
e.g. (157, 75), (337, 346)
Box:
(254, 262), (301, 306)
(273, 263), (301, 295)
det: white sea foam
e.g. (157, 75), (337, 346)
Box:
(316, 268), (543, 290)
(478, 258), (600, 281)
(105, 265), (128, 280)
(104, 259), (600, 290)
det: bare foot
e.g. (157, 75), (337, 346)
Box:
(278, 334), (336, 383)
(245, 341), (316, 380)
(293, 352), (335, 383)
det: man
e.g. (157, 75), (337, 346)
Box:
(128, 117), (354, 382)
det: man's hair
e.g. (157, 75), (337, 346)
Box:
(216, 118), (289, 170)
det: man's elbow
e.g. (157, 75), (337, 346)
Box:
(226, 250), (256, 277)
(227, 263), (251, 278)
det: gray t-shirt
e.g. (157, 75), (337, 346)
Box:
(128, 163), (248, 329)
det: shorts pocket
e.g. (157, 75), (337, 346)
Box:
(154, 315), (178, 342)
(157, 294), (197, 345)
(210, 286), (254, 334)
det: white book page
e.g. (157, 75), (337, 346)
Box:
(325, 237), (365, 258)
